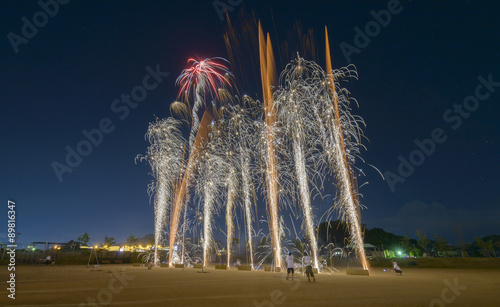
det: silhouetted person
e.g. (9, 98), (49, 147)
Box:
(393, 261), (402, 276)
(286, 252), (294, 280)
(303, 252), (315, 282)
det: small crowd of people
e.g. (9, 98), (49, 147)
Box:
(286, 252), (402, 280)
(286, 251), (315, 282)
(146, 252), (403, 279)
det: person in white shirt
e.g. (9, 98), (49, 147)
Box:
(303, 252), (316, 282)
(286, 252), (294, 280)
(393, 261), (402, 275)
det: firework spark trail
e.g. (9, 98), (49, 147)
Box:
(213, 114), (240, 269)
(292, 138), (320, 269)
(225, 102), (260, 269)
(241, 156), (254, 267)
(315, 68), (367, 270)
(258, 22), (282, 269)
(324, 27), (368, 270)
(181, 198), (188, 264)
(274, 52), (368, 270)
(176, 58), (232, 152)
(255, 217), (291, 269)
(225, 166), (237, 268)
(189, 86), (203, 151)
(202, 182), (215, 267)
(196, 134), (229, 267)
(153, 181), (167, 265)
(179, 235), (202, 265)
(168, 110), (213, 266)
(325, 119), (367, 270)
(137, 118), (185, 265)
(274, 57), (324, 270)
(168, 58), (231, 266)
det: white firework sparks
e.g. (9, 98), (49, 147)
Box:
(273, 56), (323, 270)
(195, 128), (230, 267)
(137, 117), (186, 265)
(139, 50), (372, 271)
(287, 56), (368, 270)
(223, 100), (261, 269)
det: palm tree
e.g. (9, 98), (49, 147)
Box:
(416, 230), (430, 254)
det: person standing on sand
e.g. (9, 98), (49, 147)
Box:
(286, 252), (294, 280)
(303, 252), (315, 282)
(393, 261), (402, 275)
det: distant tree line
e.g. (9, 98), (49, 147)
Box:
(317, 221), (500, 257)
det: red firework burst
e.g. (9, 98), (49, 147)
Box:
(176, 57), (232, 101)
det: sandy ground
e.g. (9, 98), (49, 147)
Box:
(2, 265), (499, 306)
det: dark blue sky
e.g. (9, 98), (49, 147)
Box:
(1, 0), (499, 247)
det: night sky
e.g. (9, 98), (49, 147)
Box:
(1, 0), (499, 247)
